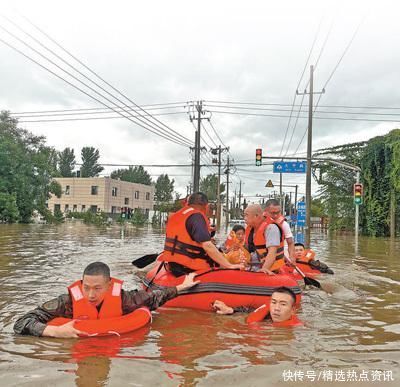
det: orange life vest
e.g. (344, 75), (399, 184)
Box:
(224, 230), (250, 265)
(245, 218), (285, 272)
(158, 206), (213, 271)
(296, 249), (316, 263)
(68, 277), (123, 320)
(246, 303), (302, 326)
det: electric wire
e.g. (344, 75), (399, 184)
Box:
(13, 13), (193, 147)
(0, 17), (193, 148)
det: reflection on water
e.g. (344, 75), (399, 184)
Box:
(0, 223), (399, 386)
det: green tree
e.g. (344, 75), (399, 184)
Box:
(80, 147), (104, 177)
(0, 192), (19, 223)
(110, 166), (152, 185)
(199, 174), (225, 201)
(313, 129), (400, 236)
(58, 147), (76, 177)
(0, 111), (61, 223)
(155, 174), (174, 202)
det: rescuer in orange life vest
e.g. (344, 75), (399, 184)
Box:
(212, 286), (302, 325)
(244, 200), (286, 275)
(158, 192), (244, 276)
(13, 262), (199, 338)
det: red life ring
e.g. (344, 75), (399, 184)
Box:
(47, 307), (152, 337)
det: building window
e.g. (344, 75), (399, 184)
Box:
(134, 191), (139, 199)
(124, 197), (129, 205)
(64, 204), (69, 213)
(112, 187), (118, 197)
(73, 204), (77, 211)
(65, 185), (70, 195)
(81, 205), (86, 212)
(91, 186), (98, 195)
(54, 204), (60, 212)
(146, 192), (150, 200)
(90, 205), (97, 213)
(111, 206), (117, 214)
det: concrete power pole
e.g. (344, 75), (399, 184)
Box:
(225, 155), (230, 229)
(296, 65), (324, 248)
(192, 101), (202, 192)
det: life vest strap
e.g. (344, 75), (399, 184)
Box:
(164, 237), (208, 259)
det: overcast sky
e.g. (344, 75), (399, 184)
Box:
(1, 0), (399, 201)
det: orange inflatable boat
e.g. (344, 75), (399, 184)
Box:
(144, 263), (301, 311)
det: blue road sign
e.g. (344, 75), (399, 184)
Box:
(273, 161), (306, 173)
(297, 201), (306, 227)
(295, 232), (305, 244)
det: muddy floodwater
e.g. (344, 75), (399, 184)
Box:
(0, 223), (399, 386)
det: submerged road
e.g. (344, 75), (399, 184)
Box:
(0, 223), (399, 386)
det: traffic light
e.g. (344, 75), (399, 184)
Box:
(256, 148), (262, 166)
(354, 183), (363, 205)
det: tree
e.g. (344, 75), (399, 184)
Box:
(199, 174), (225, 201)
(80, 147), (104, 177)
(313, 129), (400, 236)
(0, 111), (61, 223)
(58, 147), (76, 177)
(110, 166), (152, 185)
(155, 174), (174, 202)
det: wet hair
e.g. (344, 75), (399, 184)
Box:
(265, 198), (280, 208)
(232, 224), (245, 233)
(294, 243), (305, 248)
(188, 192), (208, 206)
(272, 286), (296, 305)
(83, 262), (111, 280)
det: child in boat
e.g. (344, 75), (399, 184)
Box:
(222, 225), (250, 266)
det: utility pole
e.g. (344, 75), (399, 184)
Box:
(225, 155), (230, 229)
(211, 145), (229, 230)
(189, 101), (209, 192)
(296, 65), (325, 248)
(238, 180), (242, 218)
(193, 101), (202, 192)
(279, 172), (283, 209)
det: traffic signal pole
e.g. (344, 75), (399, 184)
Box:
(355, 171), (360, 237)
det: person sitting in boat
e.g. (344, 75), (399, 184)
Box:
(212, 286), (302, 325)
(158, 192), (243, 276)
(263, 205), (295, 265)
(244, 201), (285, 275)
(13, 261), (199, 338)
(221, 225), (251, 266)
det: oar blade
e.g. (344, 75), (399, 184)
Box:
(304, 276), (321, 288)
(132, 253), (159, 268)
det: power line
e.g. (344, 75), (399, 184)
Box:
(14, 13), (194, 147)
(16, 111), (186, 123)
(204, 100), (400, 111)
(206, 110), (400, 122)
(0, 16), (193, 148)
(279, 18), (323, 157)
(294, 16), (366, 154)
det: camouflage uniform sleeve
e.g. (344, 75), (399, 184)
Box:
(233, 306), (256, 314)
(121, 287), (178, 314)
(13, 294), (73, 337)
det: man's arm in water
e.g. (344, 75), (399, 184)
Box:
(13, 294), (72, 337)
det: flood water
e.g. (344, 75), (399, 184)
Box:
(0, 223), (399, 386)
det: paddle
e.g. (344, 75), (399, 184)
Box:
(131, 253), (159, 269)
(292, 263), (322, 289)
